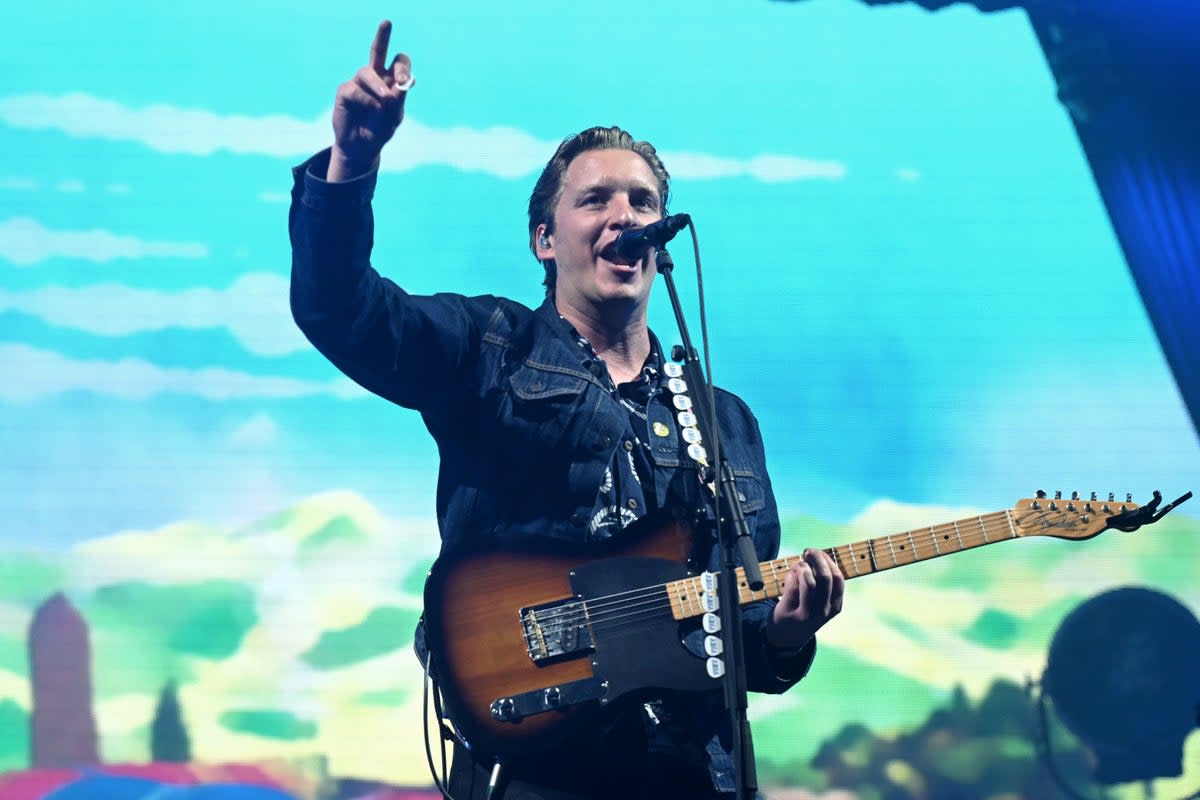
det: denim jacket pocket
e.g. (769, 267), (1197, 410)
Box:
(508, 363), (589, 402)
(501, 363), (592, 459)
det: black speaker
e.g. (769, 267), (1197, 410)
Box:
(1043, 586), (1200, 783)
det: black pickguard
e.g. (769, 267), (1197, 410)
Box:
(568, 556), (718, 701)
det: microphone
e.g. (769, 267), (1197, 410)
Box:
(613, 213), (691, 261)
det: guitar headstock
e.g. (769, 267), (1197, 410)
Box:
(1010, 491), (1140, 540)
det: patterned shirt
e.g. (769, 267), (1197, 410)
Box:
(559, 318), (667, 541)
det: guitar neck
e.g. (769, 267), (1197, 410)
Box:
(666, 509), (1021, 619)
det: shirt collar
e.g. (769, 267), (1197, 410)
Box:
(549, 312), (667, 392)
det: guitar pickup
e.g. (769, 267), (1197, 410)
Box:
(520, 598), (595, 664)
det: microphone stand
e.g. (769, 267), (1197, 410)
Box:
(655, 247), (763, 800)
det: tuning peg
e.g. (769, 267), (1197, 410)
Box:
(1054, 490), (1062, 500)
(1036, 489), (1047, 499)
(1090, 492), (1098, 501)
(1126, 493), (1133, 503)
(1071, 491), (1080, 500)
(1108, 492), (1115, 502)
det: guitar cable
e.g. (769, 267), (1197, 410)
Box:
(422, 648), (457, 800)
(423, 650), (508, 800)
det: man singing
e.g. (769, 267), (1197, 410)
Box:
(289, 21), (844, 799)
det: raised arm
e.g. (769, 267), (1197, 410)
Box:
(290, 23), (489, 413)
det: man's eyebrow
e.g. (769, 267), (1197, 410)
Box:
(570, 178), (661, 205)
(579, 176), (659, 191)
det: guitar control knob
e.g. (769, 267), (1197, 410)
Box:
(543, 687), (561, 707)
(491, 697), (516, 721)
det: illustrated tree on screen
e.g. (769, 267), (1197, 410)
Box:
(150, 680), (192, 763)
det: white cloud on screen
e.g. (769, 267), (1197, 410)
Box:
(0, 92), (847, 182)
(0, 93), (325, 157)
(2, 178), (131, 194)
(0, 343), (366, 401)
(664, 152), (847, 182)
(390, 121), (551, 178)
(0, 273), (306, 357)
(0, 217), (208, 266)
(230, 412), (280, 448)
(1, 177), (39, 191)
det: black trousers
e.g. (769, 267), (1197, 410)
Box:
(445, 739), (721, 800)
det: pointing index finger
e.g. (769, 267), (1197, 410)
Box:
(369, 20), (392, 75)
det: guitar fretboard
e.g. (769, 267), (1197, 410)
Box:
(666, 509), (1019, 620)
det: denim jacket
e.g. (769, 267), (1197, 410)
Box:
(289, 150), (816, 793)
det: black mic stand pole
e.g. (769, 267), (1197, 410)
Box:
(655, 247), (764, 800)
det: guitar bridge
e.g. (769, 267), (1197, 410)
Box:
(520, 597), (595, 664)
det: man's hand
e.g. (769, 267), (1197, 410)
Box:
(329, 20), (413, 182)
(766, 548), (845, 650)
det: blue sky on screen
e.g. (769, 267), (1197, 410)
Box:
(1, 0), (1196, 548)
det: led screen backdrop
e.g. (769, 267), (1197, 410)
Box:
(1, 1), (1198, 798)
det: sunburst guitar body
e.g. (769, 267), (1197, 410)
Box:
(423, 492), (1184, 759)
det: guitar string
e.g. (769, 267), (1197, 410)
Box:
(520, 516), (1036, 657)
(529, 506), (1115, 648)
(561, 520), (1021, 646)
(570, 510), (1019, 628)
(524, 516), (1021, 645)
(536, 516), (1020, 636)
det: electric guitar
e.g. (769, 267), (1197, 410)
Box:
(422, 491), (1187, 758)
